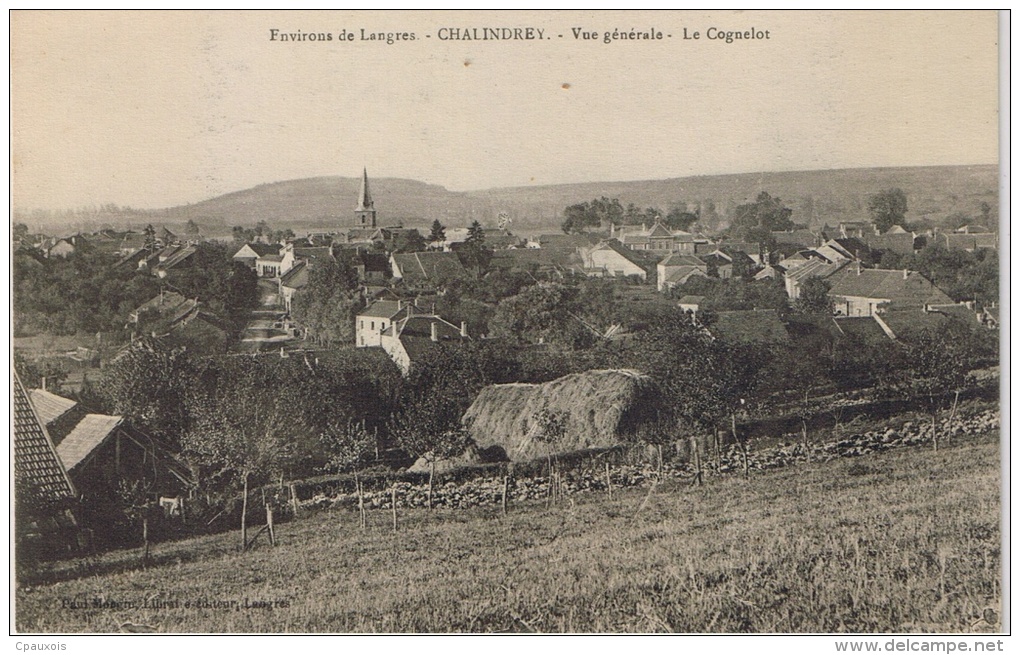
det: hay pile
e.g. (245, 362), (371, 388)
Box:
(462, 369), (667, 461)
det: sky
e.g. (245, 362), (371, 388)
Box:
(11, 10), (1000, 211)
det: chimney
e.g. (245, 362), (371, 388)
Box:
(41, 376), (46, 391)
(397, 300), (403, 311)
(430, 322), (438, 342)
(460, 321), (468, 338)
(856, 261), (861, 276)
(903, 269), (908, 280)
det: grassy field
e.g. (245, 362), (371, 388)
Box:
(16, 430), (1000, 633)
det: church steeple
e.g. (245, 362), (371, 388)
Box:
(354, 168), (377, 227)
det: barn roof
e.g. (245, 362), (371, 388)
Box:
(28, 389), (78, 428)
(13, 370), (77, 503)
(56, 414), (123, 472)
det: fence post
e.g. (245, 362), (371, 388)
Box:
(266, 505), (276, 547)
(391, 484), (398, 532)
(289, 483), (300, 519)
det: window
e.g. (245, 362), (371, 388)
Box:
(371, 321), (375, 330)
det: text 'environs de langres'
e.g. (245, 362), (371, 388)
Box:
(268, 28), (548, 44)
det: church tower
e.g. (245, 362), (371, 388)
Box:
(353, 168), (377, 228)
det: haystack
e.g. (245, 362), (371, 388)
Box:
(462, 369), (667, 461)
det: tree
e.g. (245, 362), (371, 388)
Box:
(101, 339), (196, 447)
(185, 219), (201, 235)
(183, 358), (303, 551)
(429, 220), (447, 245)
(291, 256), (363, 347)
(392, 229), (427, 253)
(902, 328), (971, 451)
(466, 220), (485, 245)
(390, 389), (470, 509)
(458, 221), (493, 274)
(232, 225), (256, 244)
(868, 188), (909, 234)
(489, 283), (585, 347)
(223, 262), (260, 329)
(730, 192), (795, 242)
(320, 421), (376, 527)
(561, 197), (625, 234)
(143, 224), (157, 251)
(795, 276), (833, 314)
(664, 203), (699, 231)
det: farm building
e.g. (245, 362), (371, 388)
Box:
(462, 369), (668, 461)
(13, 370), (79, 556)
(23, 387), (193, 505)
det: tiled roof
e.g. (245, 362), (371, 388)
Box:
(827, 268), (953, 307)
(665, 266), (708, 285)
(709, 241), (760, 256)
(538, 234), (598, 250)
(159, 245), (197, 269)
(361, 252), (390, 273)
(294, 246), (333, 261)
(771, 230), (819, 247)
(833, 316), (891, 342)
(258, 253), (284, 263)
(28, 389), (78, 427)
(56, 414), (123, 472)
(279, 261), (308, 289)
(392, 252), (467, 282)
(359, 300), (406, 319)
(135, 291), (190, 316)
(13, 370), (77, 503)
(590, 239), (651, 270)
(236, 243), (283, 257)
(876, 309), (955, 340)
(659, 253), (706, 268)
(786, 258), (848, 282)
(939, 233), (997, 251)
(490, 248), (579, 269)
(863, 233), (917, 256)
(710, 309), (789, 345)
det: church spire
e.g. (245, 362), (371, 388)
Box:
(353, 167), (377, 228)
(357, 167), (374, 211)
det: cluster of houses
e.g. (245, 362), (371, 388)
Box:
(214, 170), (997, 372)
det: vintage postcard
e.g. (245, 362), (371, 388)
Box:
(10, 10), (1004, 641)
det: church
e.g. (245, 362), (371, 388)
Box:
(342, 168), (419, 248)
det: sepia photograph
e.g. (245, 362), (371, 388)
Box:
(10, 9), (1006, 641)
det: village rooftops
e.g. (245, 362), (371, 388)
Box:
(56, 414), (123, 472)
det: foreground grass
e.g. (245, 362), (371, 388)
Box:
(16, 432), (1000, 633)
